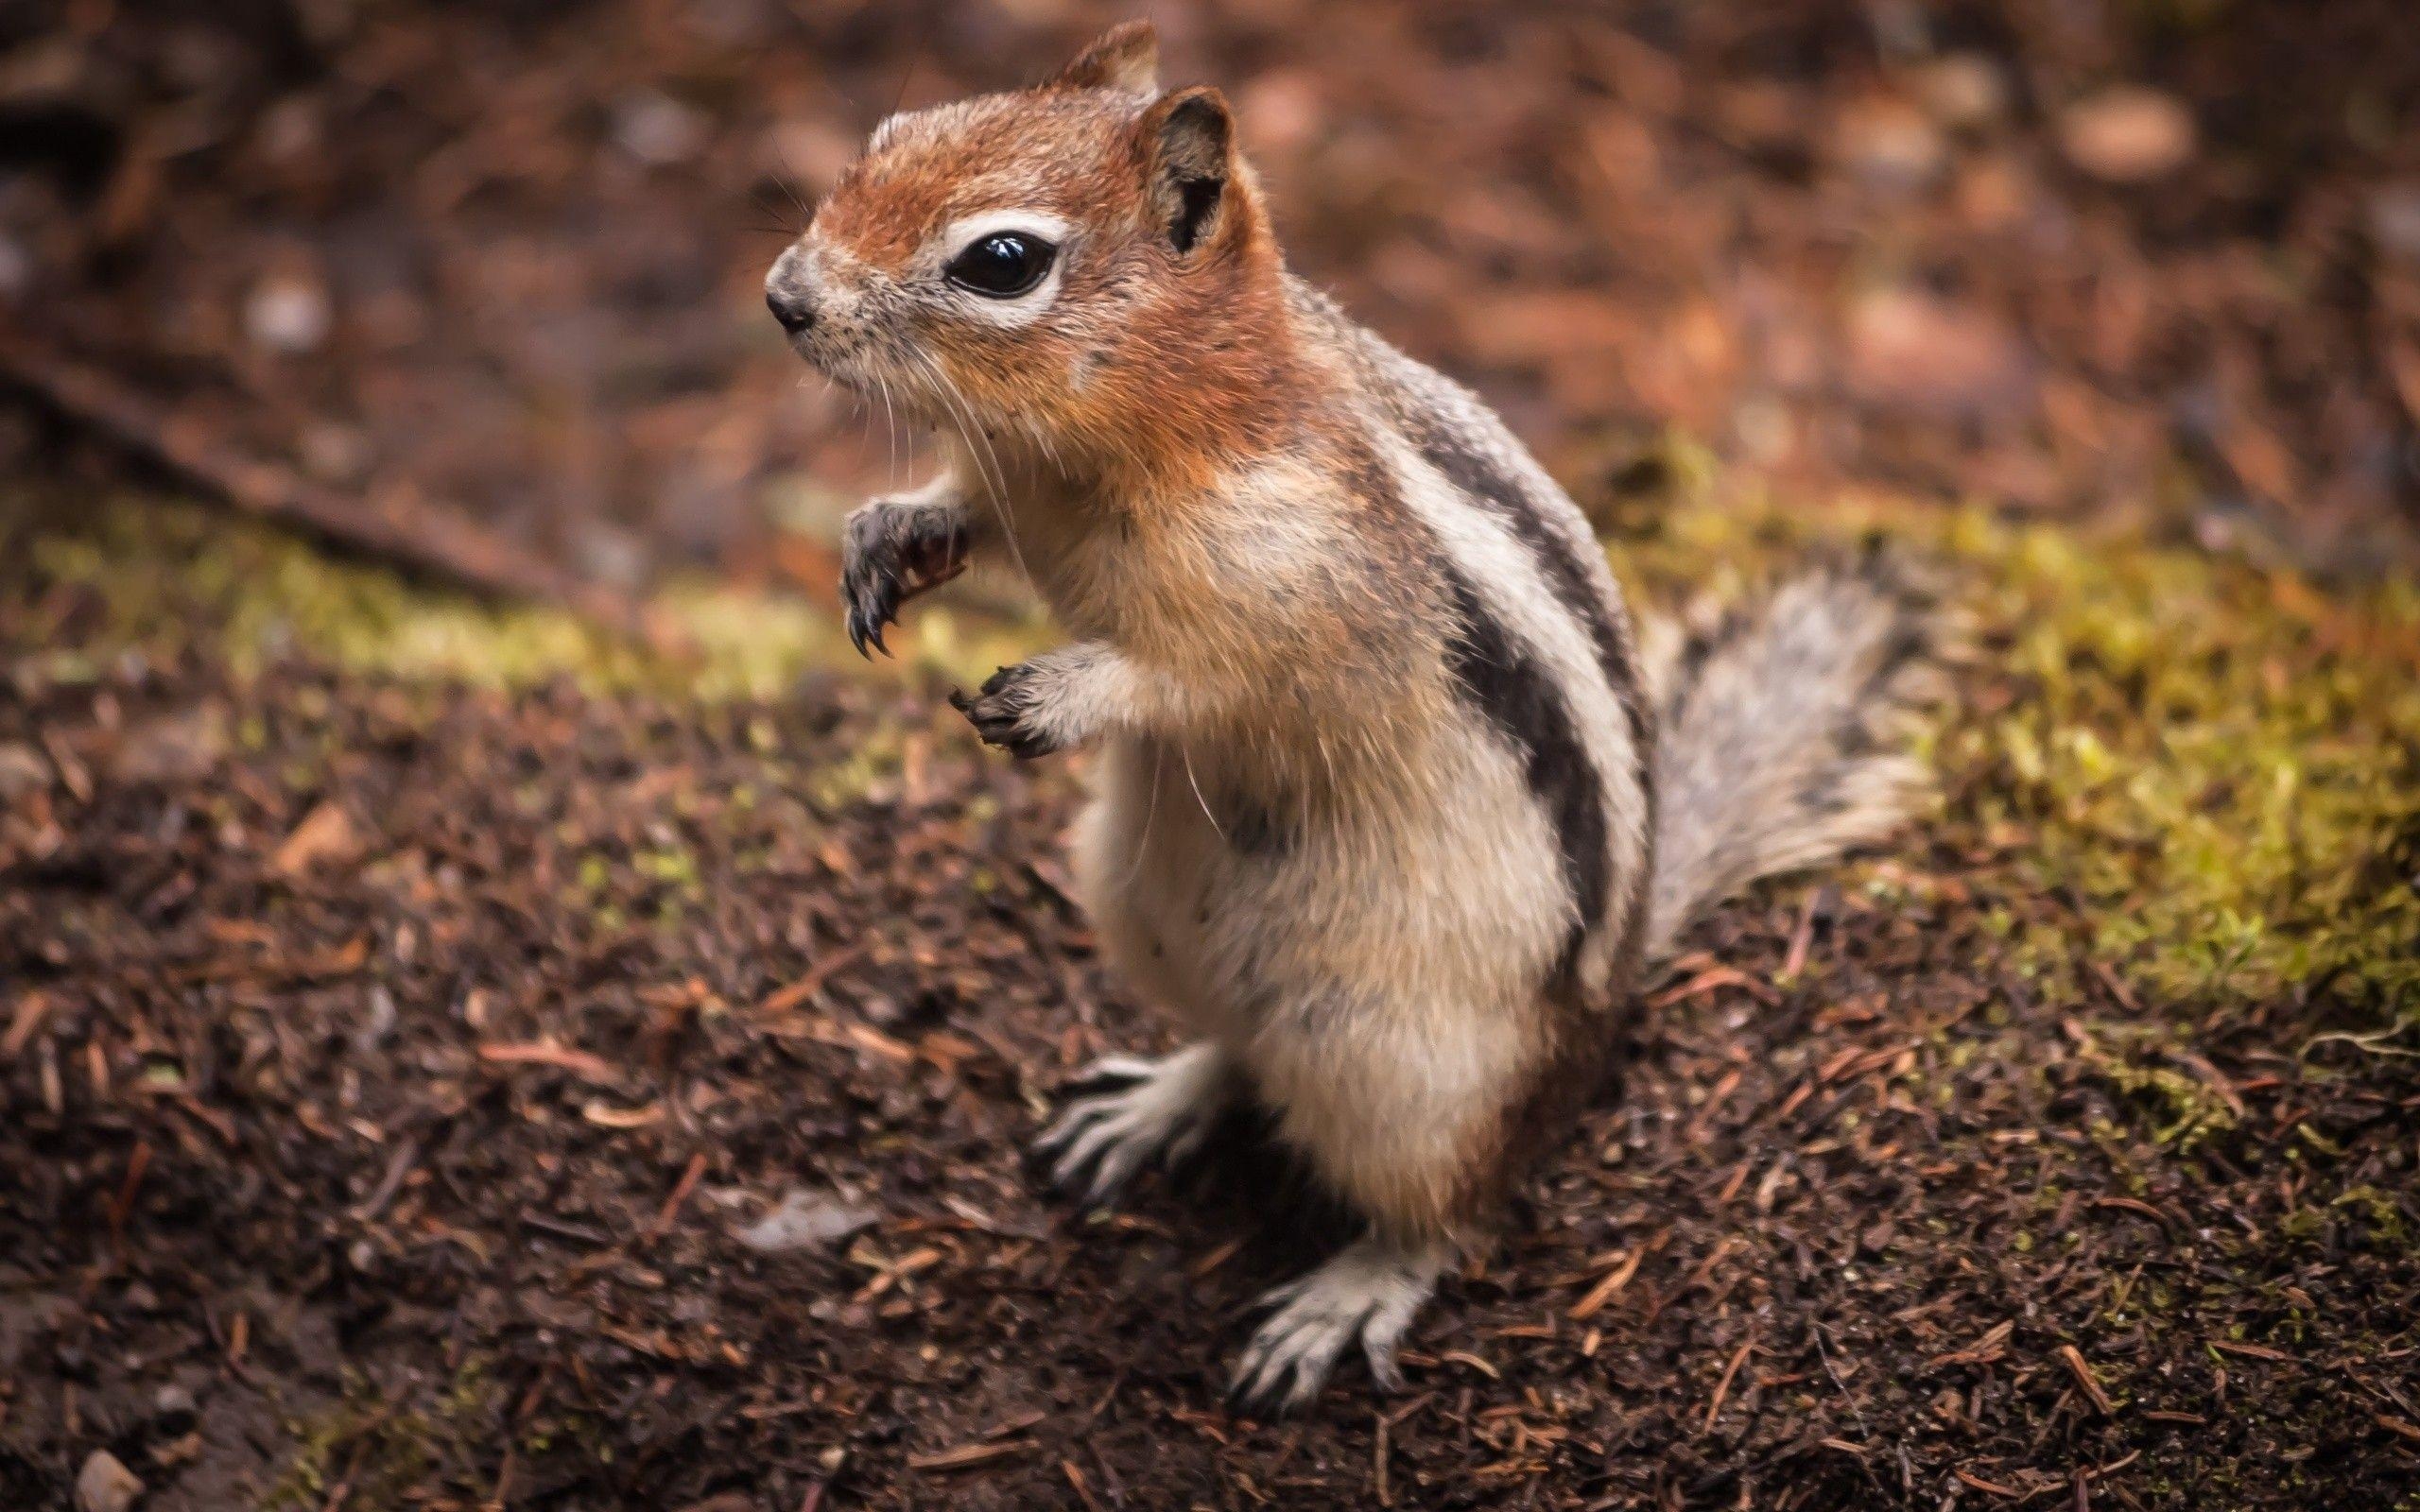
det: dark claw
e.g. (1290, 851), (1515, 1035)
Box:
(844, 566), (899, 660)
(1054, 1143), (1110, 1197)
(1226, 1371), (1280, 1418)
(951, 664), (1064, 760)
(1062, 1067), (1150, 1099)
(839, 499), (962, 662)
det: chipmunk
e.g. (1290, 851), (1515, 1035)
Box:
(766, 22), (1947, 1411)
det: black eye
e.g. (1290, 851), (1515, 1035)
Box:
(945, 231), (1056, 297)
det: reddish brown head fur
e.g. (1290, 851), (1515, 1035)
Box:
(765, 24), (1306, 495)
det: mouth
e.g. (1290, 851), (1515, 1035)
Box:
(769, 318), (841, 379)
(788, 338), (863, 394)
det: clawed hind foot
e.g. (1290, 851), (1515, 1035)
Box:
(1228, 1235), (1449, 1414)
(1033, 1043), (1229, 1207)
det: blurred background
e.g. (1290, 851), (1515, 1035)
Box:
(4, 0), (2418, 597)
(6, 10), (2419, 1509)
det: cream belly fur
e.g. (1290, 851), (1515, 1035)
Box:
(1068, 712), (1566, 1241)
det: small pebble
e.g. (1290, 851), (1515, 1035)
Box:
(76, 1450), (144, 1512)
(735, 1187), (879, 1253)
(2058, 87), (2196, 183)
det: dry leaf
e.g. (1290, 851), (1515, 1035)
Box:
(273, 799), (359, 876)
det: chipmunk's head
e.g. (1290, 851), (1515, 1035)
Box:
(767, 23), (1291, 473)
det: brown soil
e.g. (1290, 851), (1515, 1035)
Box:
(3, 526), (2414, 1508)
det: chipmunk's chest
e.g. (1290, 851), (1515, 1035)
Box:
(1038, 523), (1204, 655)
(1008, 478), (1269, 651)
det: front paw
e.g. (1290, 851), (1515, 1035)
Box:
(840, 499), (966, 658)
(950, 662), (1071, 760)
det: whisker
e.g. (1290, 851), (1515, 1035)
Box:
(1180, 745), (1227, 845)
(762, 131), (816, 225)
(911, 351), (1031, 589)
(853, 389), (875, 474)
(1120, 739), (1166, 888)
(747, 189), (801, 236)
(877, 373), (902, 493)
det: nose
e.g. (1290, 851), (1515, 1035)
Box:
(766, 284), (815, 335)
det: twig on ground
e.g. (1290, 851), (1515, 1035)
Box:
(0, 337), (634, 630)
(647, 1153), (710, 1241)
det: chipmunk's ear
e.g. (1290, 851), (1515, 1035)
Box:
(1047, 21), (1158, 94)
(1141, 85), (1236, 255)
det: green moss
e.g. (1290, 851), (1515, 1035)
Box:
(7, 490), (1043, 698)
(23, 496), (647, 689)
(1947, 516), (2419, 1010)
(804, 717), (911, 811)
(634, 846), (701, 890)
(1611, 492), (2420, 1018)
(264, 1358), (495, 1510)
(2092, 1052), (2239, 1148)
(2331, 1184), (2411, 1246)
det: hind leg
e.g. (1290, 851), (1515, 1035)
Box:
(1043, 747), (1239, 1207)
(1223, 977), (1546, 1411)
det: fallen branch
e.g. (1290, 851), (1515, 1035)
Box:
(0, 336), (634, 630)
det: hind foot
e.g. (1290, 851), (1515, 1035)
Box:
(1228, 1234), (1449, 1414)
(1034, 1043), (1230, 1206)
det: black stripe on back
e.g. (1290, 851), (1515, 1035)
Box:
(1437, 559), (1612, 994)
(1415, 430), (1651, 755)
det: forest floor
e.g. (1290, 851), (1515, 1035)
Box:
(2, 484), (2415, 1512)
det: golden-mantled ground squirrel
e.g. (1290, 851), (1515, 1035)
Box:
(768, 22), (1947, 1411)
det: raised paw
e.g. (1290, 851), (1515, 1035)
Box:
(1033, 1045), (1227, 1208)
(950, 662), (1066, 760)
(1227, 1238), (1447, 1415)
(840, 497), (967, 658)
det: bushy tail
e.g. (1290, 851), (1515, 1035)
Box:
(1640, 546), (1955, 962)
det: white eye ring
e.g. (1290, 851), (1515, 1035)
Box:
(934, 211), (1072, 326)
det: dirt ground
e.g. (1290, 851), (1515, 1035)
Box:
(6, 1), (2420, 1508)
(3, 490), (2417, 1510)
